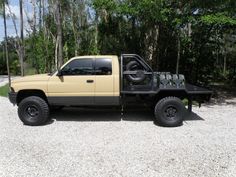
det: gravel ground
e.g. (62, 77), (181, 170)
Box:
(0, 96), (236, 177)
(0, 76), (9, 87)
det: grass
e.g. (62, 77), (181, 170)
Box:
(0, 84), (9, 97)
(182, 98), (198, 106)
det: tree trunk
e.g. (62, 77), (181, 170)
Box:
(42, 0), (45, 27)
(3, 2), (11, 88)
(144, 25), (159, 70)
(187, 23), (192, 37)
(223, 36), (228, 77)
(223, 51), (227, 76)
(176, 35), (181, 74)
(55, 37), (58, 69)
(39, 0), (42, 30)
(42, 0), (49, 72)
(19, 0), (24, 76)
(32, 0), (36, 30)
(71, 5), (79, 56)
(34, 0), (39, 73)
(95, 12), (99, 54)
(55, 0), (63, 69)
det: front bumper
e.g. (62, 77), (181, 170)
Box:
(8, 92), (17, 105)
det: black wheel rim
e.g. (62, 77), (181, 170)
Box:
(25, 105), (39, 119)
(164, 106), (177, 120)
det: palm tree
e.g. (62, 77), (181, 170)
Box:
(0, 0), (11, 88)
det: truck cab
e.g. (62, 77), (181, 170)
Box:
(47, 55), (120, 106)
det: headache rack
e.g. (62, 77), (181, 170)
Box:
(120, 54), (154, 93)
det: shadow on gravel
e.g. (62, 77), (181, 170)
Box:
(184, 112), (204, 121)
(50, 106), (204, 123)
(51, 107), (153, 122)
(209, 84), (236, 106)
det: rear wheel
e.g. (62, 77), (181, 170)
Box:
(18, 96), (49, 126)
(154, 97), (186, 127)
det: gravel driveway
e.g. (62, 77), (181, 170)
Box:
(0, 95), (236, 177)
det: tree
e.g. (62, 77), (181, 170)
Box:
(52, 0), (63, 69)
(19, 0), (24, 76)
(0, 0), (11, 87)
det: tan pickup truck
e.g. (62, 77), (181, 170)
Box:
(9, 54), (212, 127)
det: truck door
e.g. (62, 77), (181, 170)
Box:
(47, 58), (95, 105)
(94, 57), (118, 105)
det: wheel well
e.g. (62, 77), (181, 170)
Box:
(154, 90), (188, 103)
(17, 90), (48, 105)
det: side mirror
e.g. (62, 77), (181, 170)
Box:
(57, 70), (63, 76)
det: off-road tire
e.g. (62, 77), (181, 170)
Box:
(154, 97), (186, 127)
(18, 96), (49, 126)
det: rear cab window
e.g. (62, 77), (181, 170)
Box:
(95, 58), (112, 75)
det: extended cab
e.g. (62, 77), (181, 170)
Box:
(9, 54), (212, 127)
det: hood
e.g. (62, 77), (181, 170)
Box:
(12, 74), (51, 83)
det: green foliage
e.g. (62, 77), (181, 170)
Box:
(93, 0), (117, 11)
(0, 38), (20, 75)
(201, 13), (236, 25)
(10, 60), (20, 75)
(0, 84), (8, 97)
(24, 66), (36, 75)
(25, 30), (55, 73)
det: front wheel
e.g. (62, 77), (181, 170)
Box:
(154, 97), (186, 127)
(18, 96), (49, 126)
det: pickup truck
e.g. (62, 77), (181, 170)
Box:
(8, 54), (212, 127)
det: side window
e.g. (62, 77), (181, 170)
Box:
(61, 59), (93, 75)
(95, 59), (112, 75)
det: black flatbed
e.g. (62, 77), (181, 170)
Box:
(121, 84), (212, 96)
(185, 83), (212, 95)
(120, 54), (212, 112)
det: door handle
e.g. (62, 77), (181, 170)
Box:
(86, 80), (94, 83)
